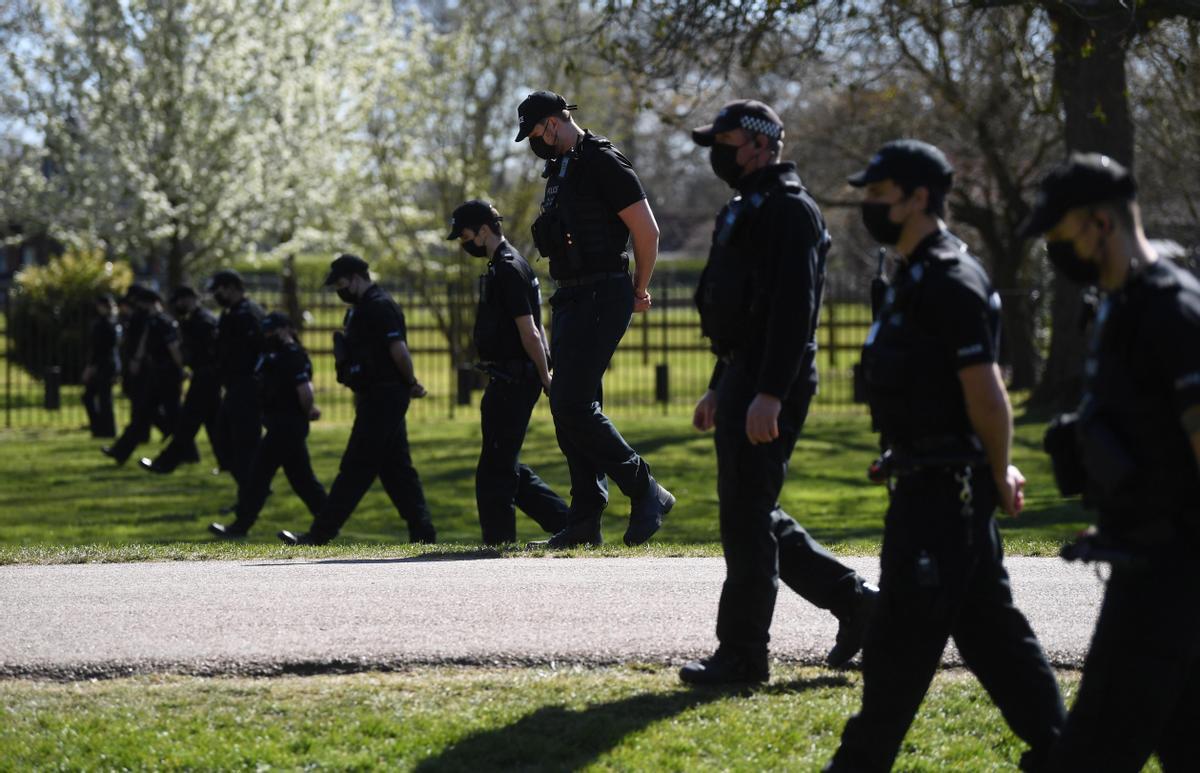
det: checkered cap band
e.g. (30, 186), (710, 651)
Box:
(740, 115), (781, 139)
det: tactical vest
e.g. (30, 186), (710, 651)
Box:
(473, 247), (539, 362)
(1078, 261), (1200, 544)
(862, 235), (998, 452)
(695, 176), (829, 355)
(532, 132), (631, 278)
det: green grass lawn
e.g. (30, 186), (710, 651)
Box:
(0, 666), (1115, 772)
(0, 409), (1088, 563)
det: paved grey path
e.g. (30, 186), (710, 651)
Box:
(0, 557), (1104, 679)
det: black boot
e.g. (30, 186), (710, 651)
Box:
(208, 522), (249, 539)
(625, 478), (674, 546)
(679, 648), (768, 686)
(139, 457), (176, 475)
(530, 507), (604, 549)
(408, 519), (437, 544)
(277, 529), (330, 546)
(826, 579), (879, 668)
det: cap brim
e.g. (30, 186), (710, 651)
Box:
(1018, 205), (1064, 240)
(322, 269), (340, 287)
(515, 127), (530, 142)
(847, 168), (884, 188)
(691, 125), (717, 147)
(446, 225), (463, 240)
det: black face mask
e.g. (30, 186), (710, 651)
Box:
(1046, 241), (1100, 285)
(336, 287), (358, 304)
(213, 291), (232, 308)
(710, 144), (745, 187)
(860, 201), (905, 246)
(529, 121), (558, 160)
(462, 239), (489, 258)
(172, 305), (189, 319)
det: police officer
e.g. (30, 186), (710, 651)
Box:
(278, 254), (436, 545)
(139, 286), (222, 473)
(677, 101), (878, 686)
(1020, 154), (1200, 771)
(209, 269), (265, 488)
(103, 286), (186, 464)
(515, 90), (674, 547)
(82, 292), (120, 438)
(448, 199), (569, 545)
(826, 140), (1065, 771)
(210, 312), (327, 538)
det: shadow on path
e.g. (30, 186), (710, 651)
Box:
(244, 549), (503, 567)
(415, 673), (849, 772)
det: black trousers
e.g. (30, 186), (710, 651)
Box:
(155, 370), (222, 469)
(476, 377), (568, 545)
(232, 414), (326, 530)
(713, 361), (861, 658)
(82, 371), (116, 438)
(216, 380), (262, 487)
(310, 383), (431, 540)
(829, 468), (1066, 772)
(109, 372), (182, 463)
(548, 275), (651, 517)
(1047, 560), (1200, 772)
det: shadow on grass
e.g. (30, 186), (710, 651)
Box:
(415, 673), (849, 772)
(244, 549), (505, 567)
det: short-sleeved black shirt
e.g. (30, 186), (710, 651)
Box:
(88, 315), (120, 375)
(143, 312), (181, 374)
(217, 297), (265, 386)
(344, 284), (408, 386)
(864, 229), (1001, 445)
(474, 242), (541, 362)
(256, 341), (313, 417)
(179, 307), (219, 373)
(540, 132), (646, 280)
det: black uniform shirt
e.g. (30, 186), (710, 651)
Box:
(474, 242), (540, 362)
(344, 284), (408, 385)
(1080, 258), (1200, 521)
(180, 307), (219, 373)
(864, 228), (1000, 446)
(120, 310), (147, 368)
(541, 132), (645, 280)
(143, 312), (181, 372)
(257, 341), (312, 417)
(88, 315), (120, 375)
(217, 297), (265, 386)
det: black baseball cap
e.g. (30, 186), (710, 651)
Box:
(515, 91), (577, 142)
(261, 311), (293, 333)
(447, 200), (503, 239)
(692, 100), (784, 147)
(323, 253), (370, 286)
(126, 284), (162, 305)
(207, 269), (244, 291)
(169, 285), (197, 303)
(848, 139), (954, 192)
(1019, 153), (1137, 239)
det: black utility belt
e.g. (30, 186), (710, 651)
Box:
(477, 360), (537, 381)
(881, 446), (986, 477)
(554, 267), (629, 288)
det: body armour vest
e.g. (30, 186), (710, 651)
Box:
(1077, 259), (1200, 545)
(474, 245), (541, 362)
(532, 132), (632, 279)
(862, 231), (1000, 451)
(695, 169), (830, 357)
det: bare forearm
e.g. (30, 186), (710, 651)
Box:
(389, 340), (417, 384)
(631, 229), (658, 294)
(297, 382), (315, 414)
(964, 366), (1013, 473)
(520, 330), (550, 384)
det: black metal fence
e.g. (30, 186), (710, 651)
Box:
(1, 272), (875, 429)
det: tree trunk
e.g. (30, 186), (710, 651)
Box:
(1031, 8), (1135, 410)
